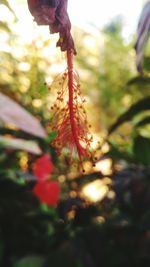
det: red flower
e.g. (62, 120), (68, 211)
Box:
(32, 154), (54, 181)
(27, 0), (76, 54)
(32, 154), (60, 206)
(49, 51), (93, 169)
(33, 180), (60, 206)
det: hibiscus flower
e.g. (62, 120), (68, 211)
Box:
(27, 0), (76, 54)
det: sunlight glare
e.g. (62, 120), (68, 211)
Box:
(94, 158), (112, 175)
(82, 180), (109, 203)
(68, 0), (144, 38)
(3, 0), (144, 48)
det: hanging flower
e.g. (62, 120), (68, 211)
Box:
(135, 1), (150, 73)
(33, 180), (60, 206)
(32, 153), (54, 181)
(48, 50), (93, 169)
(27, 1), (93, 169)
(27, 0), (76, 54)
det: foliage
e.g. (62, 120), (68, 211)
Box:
(74, 19), (134, 129)
(0, 1), (150, 267)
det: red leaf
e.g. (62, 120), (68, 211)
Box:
(0, 93), (46, 138)
(33, 180), (60, 206)
(135, 1), (150, 73)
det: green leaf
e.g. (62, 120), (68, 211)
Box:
(133, 135), (150, 165)
(135, 116), (150, 127)
(0, 21), (11, 32)
(14, 256), (44, 267)
(143, 56), (150, 72)
(46, 131), (57, 143)
(0, 0), (16, 17)
(107, 143), (132, 162)
(127, 76), (150, 86)
(108, 96), (150, 134)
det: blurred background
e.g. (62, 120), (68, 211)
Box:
(0, 0), (150, 267)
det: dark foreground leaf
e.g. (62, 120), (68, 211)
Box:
(108, 96), (150, 134)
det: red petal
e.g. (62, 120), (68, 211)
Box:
(32, 154), (54, 181)
(33, 180), (60, 206)
(27, 0), (76, 54)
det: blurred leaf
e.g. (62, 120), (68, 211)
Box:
(0, 136), (42, 155)
(45, 241), (85, 267)
(14, 256), (44, 267)
(133, 135), (150, 165)
(108, 96), (150, 134)
(143, 56), (150, 72)
(0, 21), (11, 32)
(107, 142), (133, 162)
(0, 0), (16, 17)
(103, 16), (123, 35)
(0, 241), (4, 265)
(127, 76), (150, 86)
(0, 93), (47, 138)
(46, 131), (57, 143)
(135, 116), (150, 127)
